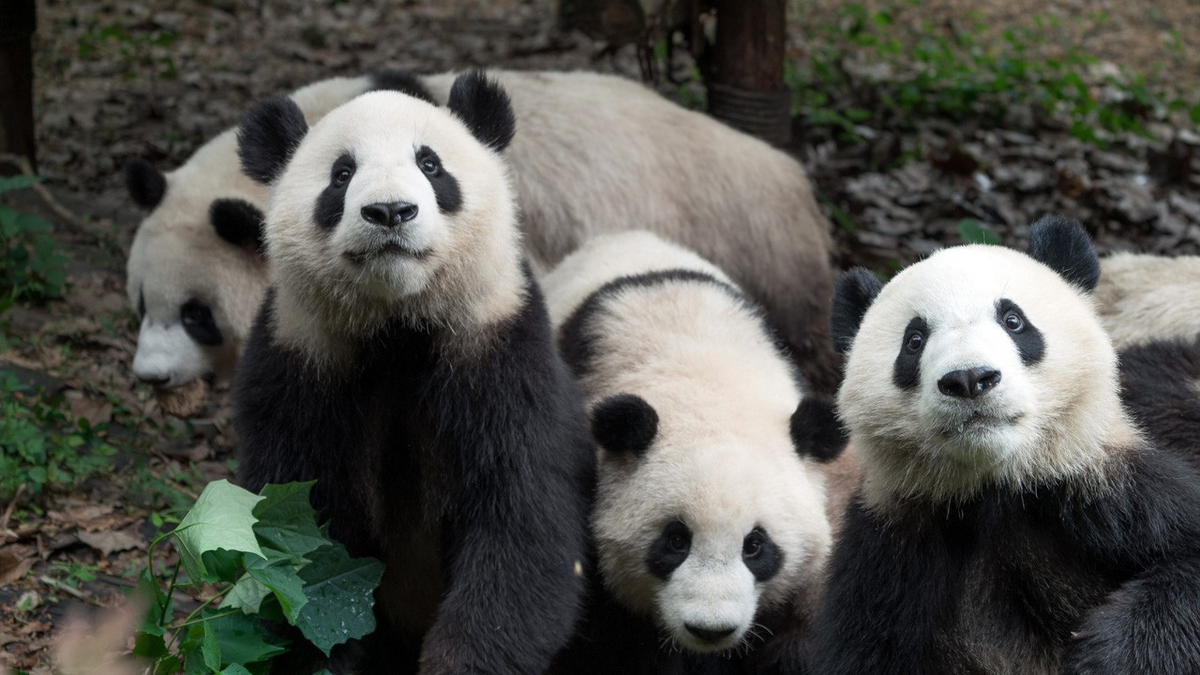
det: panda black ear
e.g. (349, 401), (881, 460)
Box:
(790, 396), (847, 463)
(210, 198), (266, 256)
(447, 70), (515, 152)
(124, 158), (167, 209)
(592, 394), (658, 456)
(830, 267), (883, 354)
(370, 70), (436, 104)
(1028, 215), (1100, 292)
(237, 96), (309, 184)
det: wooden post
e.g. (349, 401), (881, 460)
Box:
(706, 0), (791, 146)
(0, 0), (37, 173)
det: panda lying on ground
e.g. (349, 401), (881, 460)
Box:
(793, 216), (1200, 674)
(540, 231), (848, 674)
(124, 69), (840, 411)
(232, 74), (594, 674)
(1094, 251), (1200, 348)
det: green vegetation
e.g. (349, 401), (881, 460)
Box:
(789, 3), (1199, 146)
(77, 23), (181, 80)
(135, 480), (384, 674)
(0, 176), (68, 305)
(0, 370), (117, 502)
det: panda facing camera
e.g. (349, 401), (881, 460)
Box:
(800, 216), (1200, 674)
(233, 74), (594, 674)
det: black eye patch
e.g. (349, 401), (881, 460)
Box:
(180, 299), (222, 347)
(742, 526), (783, 582)
(893, 316), (928, 390)
(315, 153), (355, 229)
(996, 298), (1044, 366)
(138, 288), (146, 319)
(646, 520), (692, 580)
(417, 146), (462, 214)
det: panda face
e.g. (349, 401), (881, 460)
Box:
(254, 88), (521, 335)
(593, 401), (830, 655)
(837, 241), (1118, 502)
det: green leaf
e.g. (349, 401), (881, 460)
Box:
(221, 666), (254, 675)
(202, 621), (222, 671)
(0, 175), (39, 194)
(136, 568), (172, 636)
(251, 482), (326, 560)
(173, 480), (264, 584)
(246, 555), (307, 622)
(294, 543), (384, 655)
(957, 218), (1001, 245)
(132, 631), (168, 659)
(222, 575), (272, 615)
(207, 613), (287, 666)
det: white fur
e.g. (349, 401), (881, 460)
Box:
(127, 70), (832, 394)
(266, 91), (523, 364)
(125, 76), (376, 387)
(839, 245), (1140, 506)
(543, 231), (831, 654)
(1095, 252), (1200, 348)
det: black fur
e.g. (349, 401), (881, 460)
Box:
(124, 158), (167, 209)
(559, 269), (765, 379)
(315, 154), (355, 229)
(370, 70), (436, 104)
(446, 71), (516, 152)
(645, 520), (691, 580)
(238, 96), (309, 184)
(210, 198), (266, 253)
(830, 268), (884, 354)
(800, 446), (1200, 674)
(892, 316), (927, 390)
(1119, 334), (1200, 460)
(180, 298), (222, 346)
(789, 396), (847, 462)
(742, 527), (783, 583)
(996, 298), (1045, 366)
(137, 289), (146, 318)
(1028, 215), (1101, 292)
(235, 271), (594, 674)
(417, 146), (463, 214)
(592, 394), (659, 456)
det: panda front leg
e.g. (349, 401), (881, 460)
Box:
(1065, 556), (1200, 675)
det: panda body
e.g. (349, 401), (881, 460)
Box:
(233, 78), (593, 673)
(1094, 251), (1200, 348)
(542, 232), (844, 673)
(125, 69), (838, 401)
(798, 217), (1200, 675)
(1118, 333), (1200, 461)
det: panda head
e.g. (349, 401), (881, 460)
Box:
(589, 392), (835, 654)
(237, 72), (520, 339)
(123, 136), (268, 390)
(832, 216), (1123, 503)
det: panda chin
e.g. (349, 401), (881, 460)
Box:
(934, 411), (1023, 467)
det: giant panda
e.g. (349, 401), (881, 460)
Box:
(790, 216), (1200, 674)
(540, 231), (847, 674)
(124, 69), (839, 409)
(1117, 332), (1200, 461)
(232, 75), (594, 673)
(1093, 251), (1200, 348)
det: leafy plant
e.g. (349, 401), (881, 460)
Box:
(77, 23), (181, 80)
(0, 176), (68, 304)
(134, 480), (384, 674)
(0, 371), (117, 501)
(957, 218), (1001, 245)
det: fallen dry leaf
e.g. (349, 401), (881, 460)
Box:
(77, 530), (143, 557)
(0, 547), (35, 586)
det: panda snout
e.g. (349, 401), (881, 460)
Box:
(361, 201), (418, 228)
(684, 623), (737, 644)
(136, 372), (172, 387)
(937, 367), (1001, 399)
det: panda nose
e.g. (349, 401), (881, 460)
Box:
(361, 201), (419, 228)
(685, 624), (737, 644)
(137, 373), (171, 387)
(938, 367), (1002, 399)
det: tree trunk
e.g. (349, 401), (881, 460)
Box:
(0, 0), (37, 174)
(706, 0), (791, 146)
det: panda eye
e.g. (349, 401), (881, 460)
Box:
(668, 533), (688, 554)
(904, 330), (924, 353)
(743, 534), (763, 559)
(333, 167), (353, 186)
(181, 300), (212, 327)
(420, 155), (440, 175)
(1003, 309), (1025, 332)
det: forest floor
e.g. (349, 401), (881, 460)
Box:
(2, 0), (1200, 671)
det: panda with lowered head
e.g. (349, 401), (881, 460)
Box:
(793, 216), (1200, 674)
(124, 69), (840, 414)
(232, 73), (594, 673)
(540, 231), (847, 674)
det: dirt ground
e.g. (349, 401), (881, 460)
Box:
(2, 0), (1199, 671)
